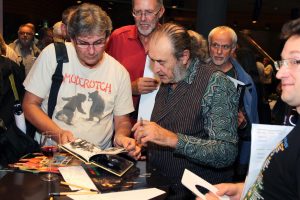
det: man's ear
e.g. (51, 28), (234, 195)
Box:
(230, 45), (237, 55)
(158, 6), (165, 18)
(180, 49), (190, 65)
(105, 36), (110, 45)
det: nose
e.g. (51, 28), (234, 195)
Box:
(276, 66), (287, 80)
(141, 13), (147, 21)
(216, 47), (223, 54)
(87, 45), (96, 54)
(152, 61), (161, 74)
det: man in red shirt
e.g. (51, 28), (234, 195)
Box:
(106, 0), (164, 120)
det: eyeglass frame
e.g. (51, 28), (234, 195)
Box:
(74, 37), (107, 49)
(209, 42), (233, 51)
(132, 7), (161, 18)
(274, 58), (300, 70)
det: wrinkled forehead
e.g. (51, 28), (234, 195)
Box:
(133, 0), (160, 10)
(149, 34), (173, 58)
(19, 26), (34, 33)
(76, 31), (107, 39)
(211, 31), (233, 44)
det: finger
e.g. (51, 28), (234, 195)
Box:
(134, 126), (144, 141)
(142, 77), (157, 82)
(131, 122), (141, 132)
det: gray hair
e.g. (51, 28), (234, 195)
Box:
(187, 30), (209, 62)
(208, 26), (238, 48)
(68, 3), (112, 39)
(150, 22), (201, 61)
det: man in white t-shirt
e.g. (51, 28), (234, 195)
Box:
(23, 3), (141, 159)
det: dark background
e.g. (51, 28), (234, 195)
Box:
(2, 0), (300, 59)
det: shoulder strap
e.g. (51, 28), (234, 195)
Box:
(8, 74), (19, 101)
(48, 42), (69, 118)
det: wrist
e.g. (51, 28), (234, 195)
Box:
(114, 135), (124, 147)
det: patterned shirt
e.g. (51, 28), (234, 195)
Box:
(175, 59), (239, 168)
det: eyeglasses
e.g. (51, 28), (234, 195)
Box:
(274, 59), (300, 70)
(210, 43), (232, 51)
(18, 32), (33, 36)
(75, 38), (106, 49)
(132, 7), (161, 18)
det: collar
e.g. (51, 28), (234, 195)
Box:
(128, 26), (139, 40)
(183, 58), (200, 84)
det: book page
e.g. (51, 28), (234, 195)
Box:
(242, 124), (293, 198)
(89, 154), (134, 177)
(60, 138), (126, 162)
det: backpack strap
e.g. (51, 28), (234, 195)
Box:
(48, 42), (69, 118)
(8, 74), (19, 101)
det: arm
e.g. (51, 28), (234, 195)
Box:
(113, 114), (141, 160)
(22, 91), (74, 143)
(175, 72), (239, 168)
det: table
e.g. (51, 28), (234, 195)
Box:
(0, 160), (170, 200)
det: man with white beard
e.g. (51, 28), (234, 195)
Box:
(106, 0), (163, 121)
(132, 23), (239, 200)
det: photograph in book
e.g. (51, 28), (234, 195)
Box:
(59, 138), (133, 176)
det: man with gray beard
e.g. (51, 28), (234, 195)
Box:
(106, 0), (164, 121)
(132, 23), (239, 200)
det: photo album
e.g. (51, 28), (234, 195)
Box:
(59, 138), (134, 177)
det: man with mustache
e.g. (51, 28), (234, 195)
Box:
(208, 26), (259, 180)
(106, 0), (164, 121)
(199, 17), (300, 200)
(132, 23), (239, 199)
(9, 23), (41, 75)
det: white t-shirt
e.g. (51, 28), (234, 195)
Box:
(24, 43), (134, 149)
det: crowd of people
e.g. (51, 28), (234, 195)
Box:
(0, 0), (299, 199)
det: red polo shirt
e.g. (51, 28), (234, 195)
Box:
(106, 25), (147, 112)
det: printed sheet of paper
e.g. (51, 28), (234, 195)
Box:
(181, 169), (229, 200)
(137, 55), (159, 120)
(59, 166), (98, 191)
(242, 124), (293, 198)
(67, 188), (165, 200)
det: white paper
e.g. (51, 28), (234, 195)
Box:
(242, 124), (293, 198)
(226, 76), (245, 88)
(59, 166), (98, 191)
(137, 55), (159, 120)
(181, 169), (229, 200)
(67, 188), (165, 200)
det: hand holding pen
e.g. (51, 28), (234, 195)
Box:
(132, 118), (178, 148)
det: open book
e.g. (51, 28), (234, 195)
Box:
(59, 138), (134, 177)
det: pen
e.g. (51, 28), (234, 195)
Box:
(49, 191), (99, 196)
(60, 181), (99, 193)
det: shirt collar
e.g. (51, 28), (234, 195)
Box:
(183, 58), (200, 84)
(128, 26), (139, 40)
